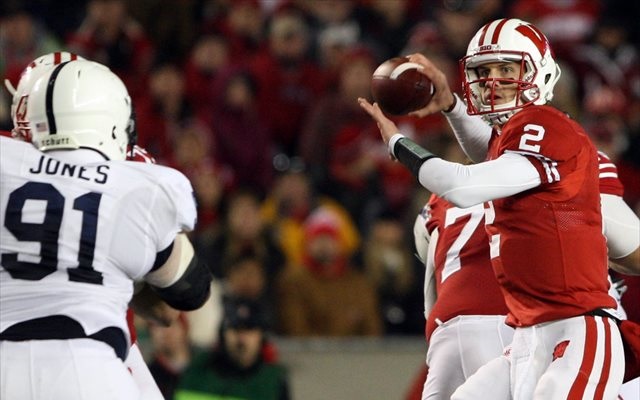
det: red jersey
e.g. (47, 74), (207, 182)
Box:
(126, 309), (137, 344)
(126, 144), (156, 164)
(597, 151), (624, 196)
(425, 194), (508, 339)
(485, 106), (614, 327)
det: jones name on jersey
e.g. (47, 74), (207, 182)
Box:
(0, 136), (196, 350)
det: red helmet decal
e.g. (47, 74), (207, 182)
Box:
(15, 95), (28, 122)
(515, 24), (548, 57)
(478, 22), (491, 46)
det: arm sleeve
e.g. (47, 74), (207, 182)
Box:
(601, 193), (640, 259)
(443, 94), (493, 163)
(417, 152), (541, 208)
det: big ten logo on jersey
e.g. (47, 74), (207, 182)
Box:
(29, 154), (110, 185)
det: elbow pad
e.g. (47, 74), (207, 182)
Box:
(151, 253), (212, 311)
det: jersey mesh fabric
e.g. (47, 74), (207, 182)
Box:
(485, 106), (614, 327)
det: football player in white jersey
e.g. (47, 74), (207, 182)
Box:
(0, 59), (212, 400)
(5, 52), (181, 400)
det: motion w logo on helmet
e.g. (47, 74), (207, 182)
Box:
(515, 24), (550, 57)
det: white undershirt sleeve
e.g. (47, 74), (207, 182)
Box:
(417, 152), (541, 208)
(600, 193), (640, 259)
(443, 94), (493, 163)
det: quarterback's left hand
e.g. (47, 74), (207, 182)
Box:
(357, 97), (400, 145)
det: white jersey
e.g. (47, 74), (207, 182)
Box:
(0, 136), (196, 347)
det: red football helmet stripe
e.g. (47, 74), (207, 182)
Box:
(478, 22), (491, 46)
(54, 52), (61, 64)
(490, 18), (509, 44)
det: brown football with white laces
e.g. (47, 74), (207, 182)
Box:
(371, 56), (434, 115)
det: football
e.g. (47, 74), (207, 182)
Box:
(370, 57), (434, 115)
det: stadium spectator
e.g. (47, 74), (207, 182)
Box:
(261, 170), (360, 269)
(183, 33), (231, 112)
(250, 10), (326, 156)
(174, 296), (290, 400)
(362, 214), (423, 334)
(206, 66), (274, 195)
(67, 0), (154, 97)
(135, 60), (199, 163)
(147, 314), (192, 400)
(299, 46), (379, 196)
(1, 4), (61, 97)
(201, 0), (266, 65)
(276, 208), (382, 336)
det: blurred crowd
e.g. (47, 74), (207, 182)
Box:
(2, 0), (640, 391)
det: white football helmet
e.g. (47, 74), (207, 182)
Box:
(26, 60), (136, 161)
(4, 52), (84, 141)
(460, 18), (561, 125)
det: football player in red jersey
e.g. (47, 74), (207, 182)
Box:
(360, 18), (636, 399)
(413, 194), (513, 400)
(410, 149), (639, 400)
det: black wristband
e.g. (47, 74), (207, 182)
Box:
(394, 137), (437, 177)
(443, 94), (457, 113)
